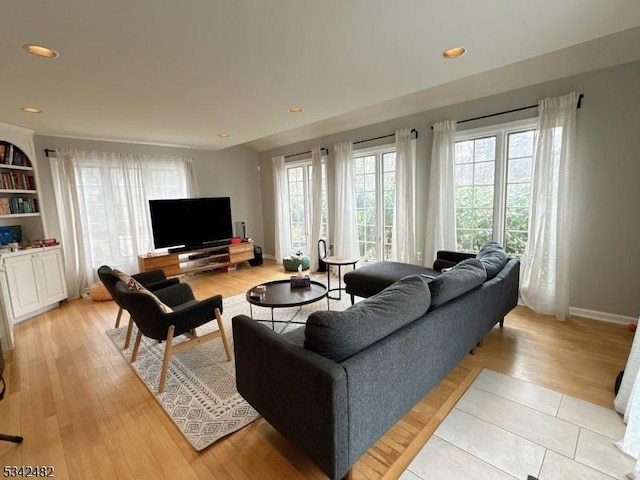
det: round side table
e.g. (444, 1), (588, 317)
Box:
(322, 256), (359, 301)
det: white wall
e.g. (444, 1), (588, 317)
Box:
(31, 136), (264, 251)
(258, 60), (640, 320)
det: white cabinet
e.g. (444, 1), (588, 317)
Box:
(0, 121), (58, 352)
(36, 249), (67, 305)
(4, 252), (41, 318)
(0, 246), (67, 350)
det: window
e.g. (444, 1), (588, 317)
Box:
(354, 146), (396, 261)
(51, 152), (193, 275)
(78, 159), (188, 264)
(454, 120), (536, 256)
(285, 161), (327, 255)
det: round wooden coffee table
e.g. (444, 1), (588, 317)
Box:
(246, 279), (328, 331)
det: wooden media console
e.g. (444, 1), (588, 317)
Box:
(137, 241), (254, 277)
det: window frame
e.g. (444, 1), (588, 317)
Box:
(353, 143), (396, 262)
(283, 157), (327, 256)
(454, 118), (537, 254)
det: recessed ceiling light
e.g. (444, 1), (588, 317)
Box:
(442, 47), (467, 59)
(218, 133), (230, 138)
(288, 107), (303, 114)
(23, 44), (59, 59)
(22, 107), (42, 113)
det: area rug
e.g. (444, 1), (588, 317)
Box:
(106, 291), (352, 450)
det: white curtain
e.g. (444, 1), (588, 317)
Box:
(50, 149), (196, 298)
(309, 147), (326, 271)
(615, 323), (640, 478)
(332, 141), (359, 258)
(49, 150), (88, 299)
(424, 120), (457, 265)
(392, 128), (418, 264)
(272, 155), (289, 264)
(520, 92), (580, 321)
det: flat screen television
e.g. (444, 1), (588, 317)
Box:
(149, 197), (233, 252)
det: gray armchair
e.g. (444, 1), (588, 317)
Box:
(98, 265), (179, 348)
(114, 281), (232, 393)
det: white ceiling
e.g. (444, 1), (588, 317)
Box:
(2, 1), (640, 152)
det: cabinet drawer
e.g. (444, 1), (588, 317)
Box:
(139, 253), (179, 271)
(230, 251), (254, 263)
(228, 243), (253, 254)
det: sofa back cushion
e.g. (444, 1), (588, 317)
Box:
(476, 242), (509, 280)
(428, 258), (487, 310)
(432, 250), (476, 272)
(304, 275), (431, 362)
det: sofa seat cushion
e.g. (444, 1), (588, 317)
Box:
(344, 261), (439, 299)
(428, 258), (487, 310)
(476, 242), (509, 280)
(304, 275), (431, 362)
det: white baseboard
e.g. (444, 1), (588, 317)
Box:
(570, 307), (637, 325)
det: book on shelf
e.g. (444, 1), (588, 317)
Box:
(4, 144), (13, 165)
(7, 197), (38, 214)
(0, 144), (31, 167)
(0, 171), (35, 190)
(11, 149), (22, 166)
(0, 198), (9, 215)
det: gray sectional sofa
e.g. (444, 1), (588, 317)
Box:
(343, 249), (475, 302)
(232, 244), (519, 480)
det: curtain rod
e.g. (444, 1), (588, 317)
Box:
(45, 146), (330, 160)
(284, 147), (328, 159)
(433, 94), (584, 129)
(353, 128), (418, 146)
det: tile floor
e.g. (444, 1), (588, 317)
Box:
(401, 370), (635, 480)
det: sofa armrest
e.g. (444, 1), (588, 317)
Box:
(232, 315), (350, 480)
(433, 250), (476, 271)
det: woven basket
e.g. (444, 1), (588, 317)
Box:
(90, 282), (112, 301)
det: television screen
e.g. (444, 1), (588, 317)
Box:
(149, 197), (233, 250)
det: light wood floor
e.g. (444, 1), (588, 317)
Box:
(0, 260), (632, 479)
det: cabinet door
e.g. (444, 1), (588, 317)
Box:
(37, 250), (68, 305)
(4, 254), (41, 318)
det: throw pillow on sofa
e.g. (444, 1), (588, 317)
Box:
(476, 242), (509, 280)
(428, 258), (487, 310)
(304, 275), (431, 362)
